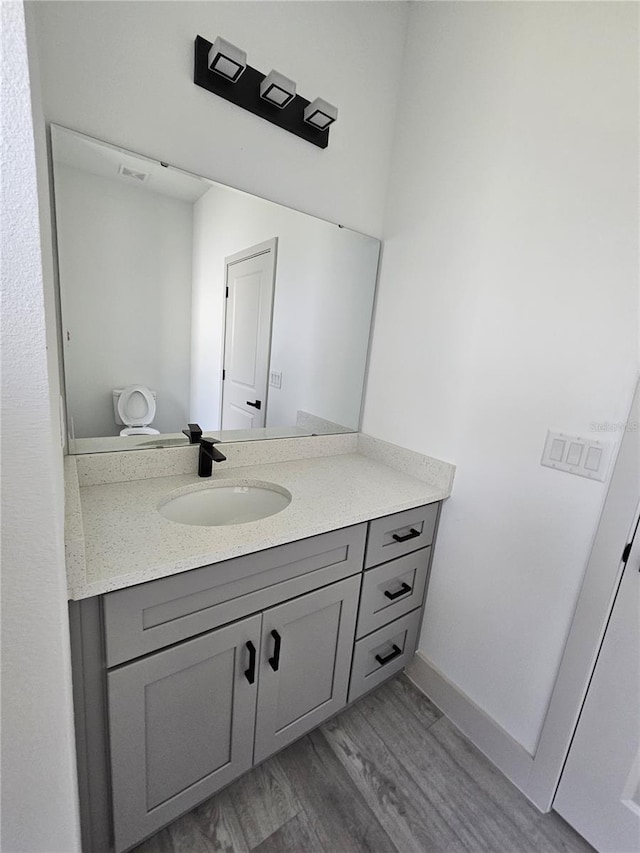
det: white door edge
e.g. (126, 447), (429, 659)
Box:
(525, 376), (640, 811)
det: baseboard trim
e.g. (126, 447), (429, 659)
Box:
(406, 652), (534, 797)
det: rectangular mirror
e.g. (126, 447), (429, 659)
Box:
(50, 126), (380, 453)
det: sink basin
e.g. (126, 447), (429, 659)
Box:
(158, 481), (291, 527)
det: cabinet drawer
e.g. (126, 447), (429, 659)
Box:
(103, 524), (366, 667)
(356, 548), (431, 639)
(365, 503), (438, 568)
(348, 609), (422, 703)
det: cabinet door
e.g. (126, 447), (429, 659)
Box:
(108, 614), (261, 853)
(254, 575), (360, 764)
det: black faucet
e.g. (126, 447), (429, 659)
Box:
(198, 437), (226, 477)
(182, 423), (203, 444)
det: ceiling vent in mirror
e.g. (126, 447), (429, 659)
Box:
(118, 164), (149, 183)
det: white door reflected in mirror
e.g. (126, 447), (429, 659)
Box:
(221, 240), (276, 431)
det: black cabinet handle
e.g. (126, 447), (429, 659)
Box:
(375, 644), (402, 666)
(392, 528), (420, 543)
(244, 641), (257, 684)
(384, 582), (412, 600)
(268, 630), (281, 671)
(246, 400), (262, 410)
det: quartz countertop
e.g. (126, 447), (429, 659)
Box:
(66, 436), (454, 600)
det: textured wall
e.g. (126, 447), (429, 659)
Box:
(1, 2), (80, 850)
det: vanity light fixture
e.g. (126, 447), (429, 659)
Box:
(208, 36), (246, 82)
(194, 35), (336, 149)
(260, 70), (296, 109)
(304, 98), (338, 130)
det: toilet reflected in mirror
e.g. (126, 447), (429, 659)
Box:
(113, 385), (159, 436)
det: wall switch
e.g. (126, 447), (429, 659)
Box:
(584, 446), (602, 472)
(541, 430), (613, 482)
(566, 442), (584, 466)
(549, 438), (566, 462)
(269, 371), (282, 389)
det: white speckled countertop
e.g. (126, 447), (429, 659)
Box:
(65, 434), (455, 600)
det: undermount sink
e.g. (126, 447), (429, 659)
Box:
(158, 481), (291, 527)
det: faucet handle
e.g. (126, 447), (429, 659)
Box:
(182, 423), (203, 444)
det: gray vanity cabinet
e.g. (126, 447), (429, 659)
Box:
(108, 614), (261, 853)
(70, 504), (442, 853)
(254, 574), (359, 764)
(107, 573), (360, 852)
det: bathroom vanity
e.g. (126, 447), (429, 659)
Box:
(65, 435), (453, 853)
(50, 125), (457, 853)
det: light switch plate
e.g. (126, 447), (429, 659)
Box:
(541, 430), (613, 482)
(269, 371), (282, 389)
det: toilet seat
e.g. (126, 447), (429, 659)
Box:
(117, 384), (157, 430)
(120, 426), (160, 436)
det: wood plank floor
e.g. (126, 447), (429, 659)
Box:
(133, 675), (593, 853)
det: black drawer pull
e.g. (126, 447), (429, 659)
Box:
(268, 630), (281, 671)
(244, 641), (256, 684)
(375, 644), (402, 666)
(392, 528), (420, 543)
(384, 582), (412, 600)
(246, 399), (262, 410)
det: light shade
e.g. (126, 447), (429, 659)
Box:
(303, 97), (338, 130)
(260, 70), (296, 109)
(208, 37), (246, 82)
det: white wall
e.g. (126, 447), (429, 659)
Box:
(29, 0), (408, 238)
(364, 1), (639, 755)
(191, 183), (378, 430)
(1, 2), (80, 850)
(54, 164), (193, 437)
